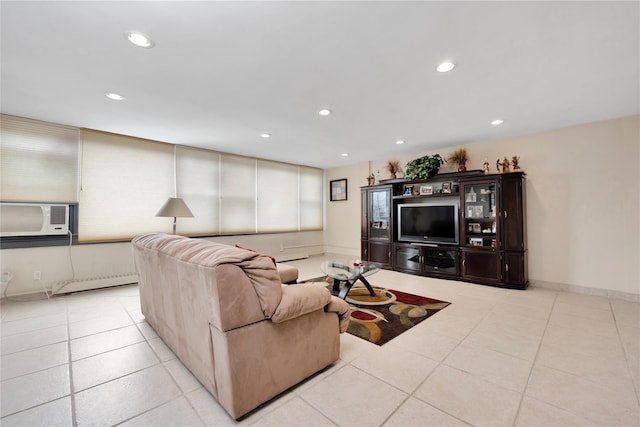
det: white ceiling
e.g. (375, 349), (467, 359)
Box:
(1, 1), (638, 169)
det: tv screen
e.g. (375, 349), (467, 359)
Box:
(398, 202), (458, 244)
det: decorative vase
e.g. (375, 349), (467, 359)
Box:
(458, 163), (467, 172)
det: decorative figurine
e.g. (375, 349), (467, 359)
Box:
(483, 159), (491, 175)
(511, 156), (520, 170)
(497, 157), (510, 173)
(367, 173), (376, 186)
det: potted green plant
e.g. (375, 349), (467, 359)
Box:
(404, 154), (444, 180)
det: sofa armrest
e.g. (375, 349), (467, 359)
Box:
(271, 284), (331, 323)
(276, 263), (298, 284)
(325, 296), (351, 333)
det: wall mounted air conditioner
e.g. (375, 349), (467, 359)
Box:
(0, 202), (70, 237)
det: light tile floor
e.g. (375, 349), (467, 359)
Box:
(1, 254), (639, 426)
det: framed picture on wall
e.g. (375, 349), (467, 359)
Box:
(330, 179), (348, 201)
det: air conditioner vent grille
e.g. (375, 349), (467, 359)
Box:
(50, 206), (67, 225)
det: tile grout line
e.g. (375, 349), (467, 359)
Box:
(114, 292), (185, 426)
(116, 289), (212, 427)
(69, 290), (160, 424)
(405, 293), (506, 426)
(609, 298), (640, 408)
(64, 294), (79, 427)
(374, 291), (502, 427)
(509, 290), (554, 426)
(3, 275), (638, 425)
(510, 289), (592, 426)
(295, 362), (350, 426)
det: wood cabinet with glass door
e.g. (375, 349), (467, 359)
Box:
(460, 172), (527, 289)
(360, 185), (392, 268)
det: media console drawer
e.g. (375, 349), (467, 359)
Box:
(423, 248), (459, 275)
(393, 243), (459, 277)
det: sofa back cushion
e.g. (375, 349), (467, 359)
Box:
(132, 233), (283, 331)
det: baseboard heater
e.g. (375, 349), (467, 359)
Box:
(275, 252), (309, 262)
(53, 273), (138, 295)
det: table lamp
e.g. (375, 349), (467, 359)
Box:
(155, 197), (194, 234)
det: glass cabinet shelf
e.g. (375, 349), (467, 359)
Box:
(462, 182), (498, 248)
(369, 188), (390, 240)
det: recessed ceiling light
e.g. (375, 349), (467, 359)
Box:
(260, 133), (271, 138)
(105, 92), (125, 101)
(341, 153), (348, 157)
(491, 119), (504, 125)
(318, 109), (332, 116)
(125, 31), (155, 48)
(395, 140), (405, 145)
(436, 61), (455, 73)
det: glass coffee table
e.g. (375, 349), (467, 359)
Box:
(320, 260), (382, 300)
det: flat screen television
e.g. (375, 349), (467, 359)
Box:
(398, 200), (459, 245)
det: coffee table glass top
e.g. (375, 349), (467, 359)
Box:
(321, 260), (381, 281)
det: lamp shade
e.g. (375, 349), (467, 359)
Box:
(155, 197), (194, 218)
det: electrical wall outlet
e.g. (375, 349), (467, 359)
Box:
(33, 270), (41, 281)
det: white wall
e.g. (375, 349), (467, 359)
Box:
(3, 116), (638, 298)
(0, 116), (326, 297)
(326, 115), (640, 298)
(324, 162), (369, 256)
(0, 231), (323, 297)
(1, 242), (135, 297)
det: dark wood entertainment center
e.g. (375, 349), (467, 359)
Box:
(361, 170), (527, 289)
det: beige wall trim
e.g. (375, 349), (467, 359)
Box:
(529, 279), (640, 303)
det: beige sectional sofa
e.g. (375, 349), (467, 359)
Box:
(131, 232), (350, 419)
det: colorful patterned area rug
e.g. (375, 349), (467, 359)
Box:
(302, 277), (451, 346)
